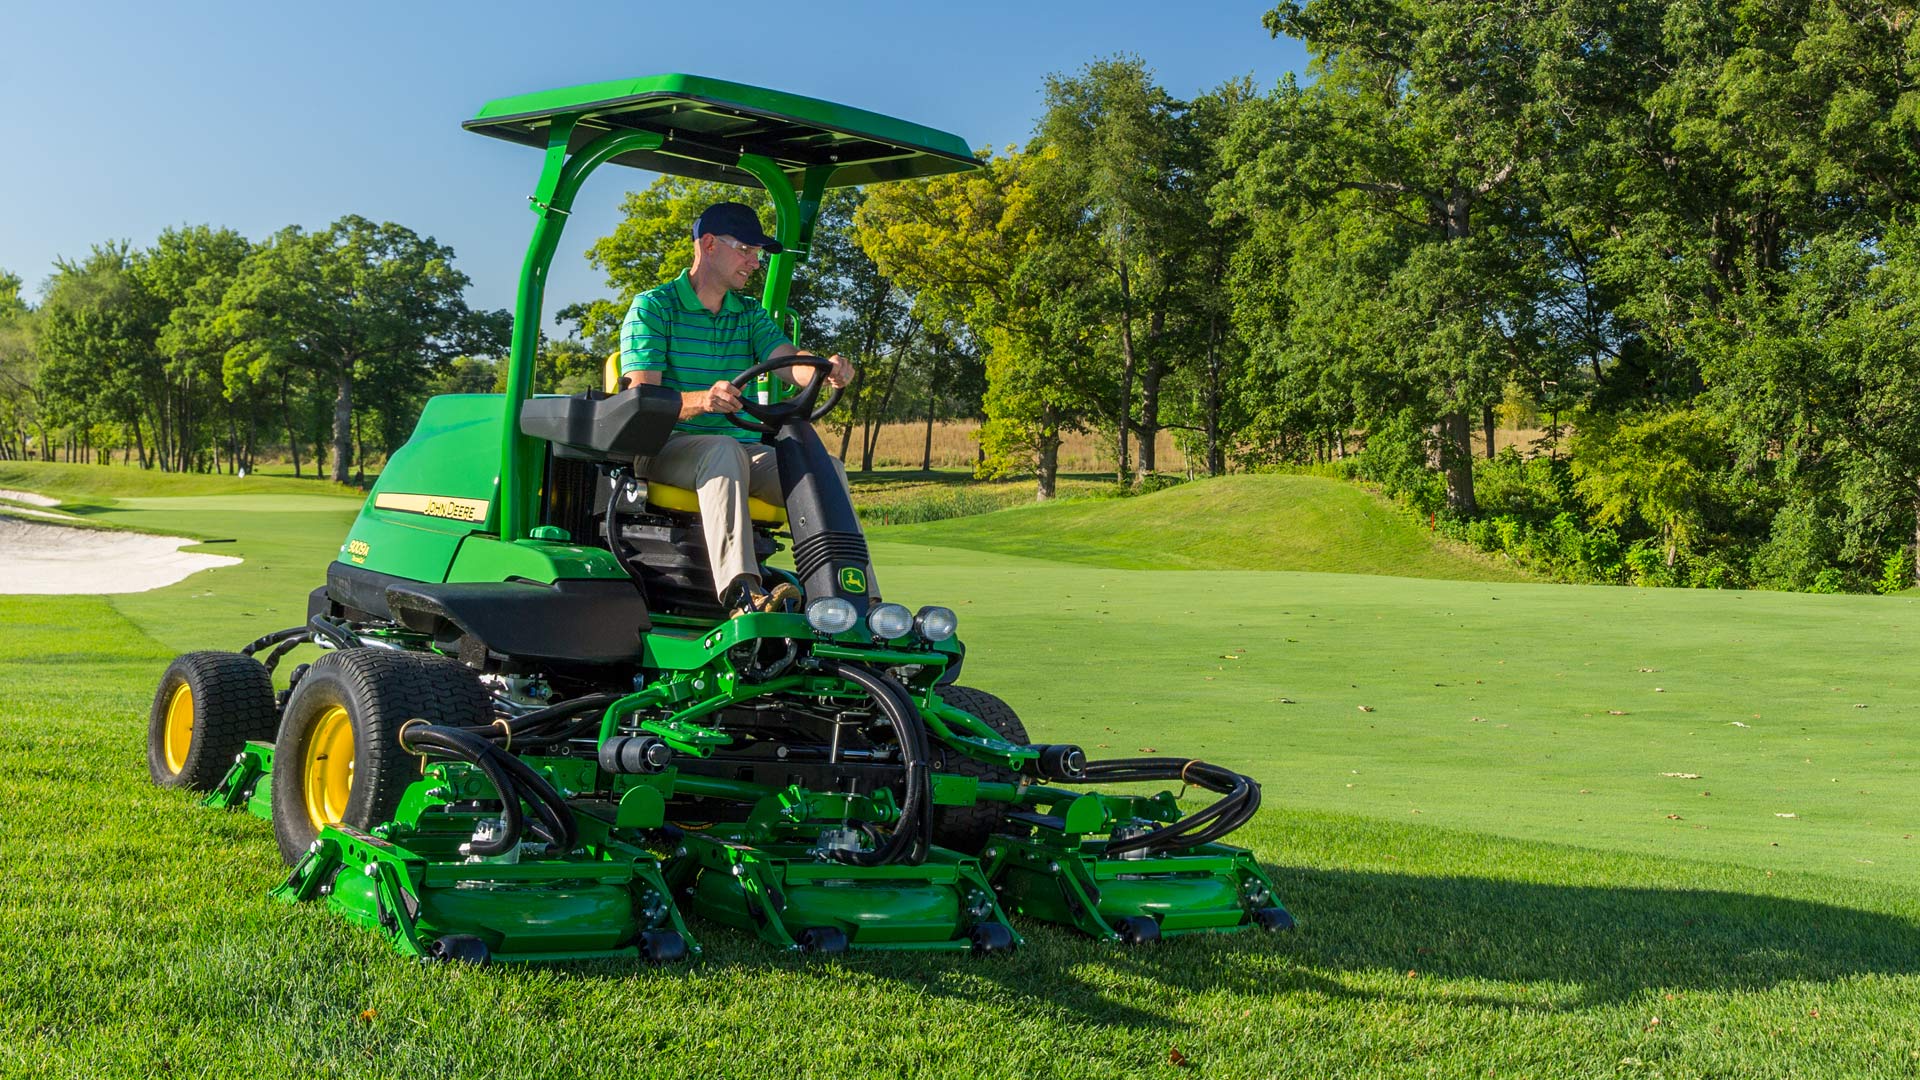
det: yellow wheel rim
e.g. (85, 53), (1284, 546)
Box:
(163, 682), (194, 775)
(303, 704), (356, 831)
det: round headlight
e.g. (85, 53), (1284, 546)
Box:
(867, 602), (914, 640)
(914, 605), (958, 642)
(806, 597), (858, 635)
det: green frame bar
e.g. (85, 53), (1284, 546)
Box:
(498, 136), (836, 543)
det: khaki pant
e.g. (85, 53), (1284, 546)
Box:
(648, 434), (851, 600)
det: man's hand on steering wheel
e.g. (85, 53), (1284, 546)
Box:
(723, 354), (850, 433)
(687, 380), (745, 419)
(819, 352), (855, 389)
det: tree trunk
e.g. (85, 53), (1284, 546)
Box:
(1138, 368), (1162, 476)
(921, 392), (935, 472)
(1483, 404), (1496, 459)
(837, 378), (861, 463)
(1204, 314), (1222, 476)
(331, 362), (354, 484)
(861, 362), (901, 472)
(281, 385), (302, 478)
(1440, 409), (1478, 515)
(1037, 436), (1059, 501)
(1115, 262), (1135, 483)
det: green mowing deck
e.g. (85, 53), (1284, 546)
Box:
(2, 480), (1918, 1077)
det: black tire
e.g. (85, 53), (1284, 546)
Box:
(930, 685), (1030, 855)
(271, 648), (489, 864)
(148, 651), (278, 790)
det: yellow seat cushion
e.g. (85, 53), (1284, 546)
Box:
(646, 481), (788, 525)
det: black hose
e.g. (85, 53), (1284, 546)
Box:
(397, 723), (580, 854)
(240, 626), (310, 657)
(261, 632), (313, 674)
(821, 663), (932, 867)
(488, 746), (579, 851)
(1071, 756), (1263, 857)
(307, 614), (359, 651)
(399, 725), (526, 856)
(604, 475), (644, 570)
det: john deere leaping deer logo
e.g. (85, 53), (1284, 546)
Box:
(839, 567), (867, 594)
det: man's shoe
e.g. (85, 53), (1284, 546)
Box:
(729, 581), (803, 618)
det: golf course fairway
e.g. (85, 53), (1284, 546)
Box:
(2, 468), (1915, 1078)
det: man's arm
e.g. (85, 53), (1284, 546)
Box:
(767, 343), (856, 389)
(625, 369), (743, 420)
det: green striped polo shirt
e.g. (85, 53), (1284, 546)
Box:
(620, 270), (791, 443)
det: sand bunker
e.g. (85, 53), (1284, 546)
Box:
(0, 488), (61, 507)
(0, 518), (241, 594)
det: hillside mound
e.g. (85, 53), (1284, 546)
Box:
(873, 473), (1526, 581)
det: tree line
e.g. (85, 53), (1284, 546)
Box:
(842, 0), (1920, 592)
(6, 0), (1916, 591)
(1, 219), (506, 482)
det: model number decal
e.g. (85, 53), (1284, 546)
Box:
(346, 539), (372, 564)
(373, 493), (490, 523)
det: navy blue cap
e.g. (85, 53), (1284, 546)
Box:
(692, 202), (783, 253)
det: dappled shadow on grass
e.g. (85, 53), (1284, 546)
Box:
(1268, 864), (1920, 1009)
(539, 864), (1920, 1034)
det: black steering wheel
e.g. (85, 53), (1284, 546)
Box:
(724, 354), (846, 434)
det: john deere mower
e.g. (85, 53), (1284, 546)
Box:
(146, 74), (1292, 964)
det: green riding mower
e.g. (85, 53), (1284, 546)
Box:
(145, 74), (1293, 964)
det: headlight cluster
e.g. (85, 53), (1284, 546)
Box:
(806, 595), (960, 643)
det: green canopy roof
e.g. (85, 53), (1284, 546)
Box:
(464, 74), (979, 188)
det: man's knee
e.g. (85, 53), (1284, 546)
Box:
(674, 435), (750, 481)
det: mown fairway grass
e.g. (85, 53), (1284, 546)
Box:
(2, 463), (1917, 1078)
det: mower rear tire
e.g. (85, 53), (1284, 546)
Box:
(148, 651), (278, 790)
(929, 685), (1029, 856)
(271, 648), (489, 864)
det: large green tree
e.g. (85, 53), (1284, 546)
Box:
(859, 149), (1109, 498)
(218, 216), (502, 482)
(1245, 0), (1577, 513)
(1037, 57), (1200, 479)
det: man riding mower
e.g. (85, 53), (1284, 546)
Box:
(145, 74), (1294, 963)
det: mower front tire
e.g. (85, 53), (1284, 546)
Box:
(930, 685), (1030, 855)
(148, 651), (278, 790)
(271, 648), (489, 864)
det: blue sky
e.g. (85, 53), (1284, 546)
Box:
(5, 1), (1306, 320)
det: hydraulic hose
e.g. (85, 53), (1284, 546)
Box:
(820, 662), (933, 867)
(307, 614), (359, 651)
(1072, 756), (1263, 857)
(398, 725), (528, 856)
(397, 723), (579, 854)
(488, 693), (617, 749)
(240, 626), (310, 657)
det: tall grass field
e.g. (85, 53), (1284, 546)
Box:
(1, 463), (1916, 1078)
